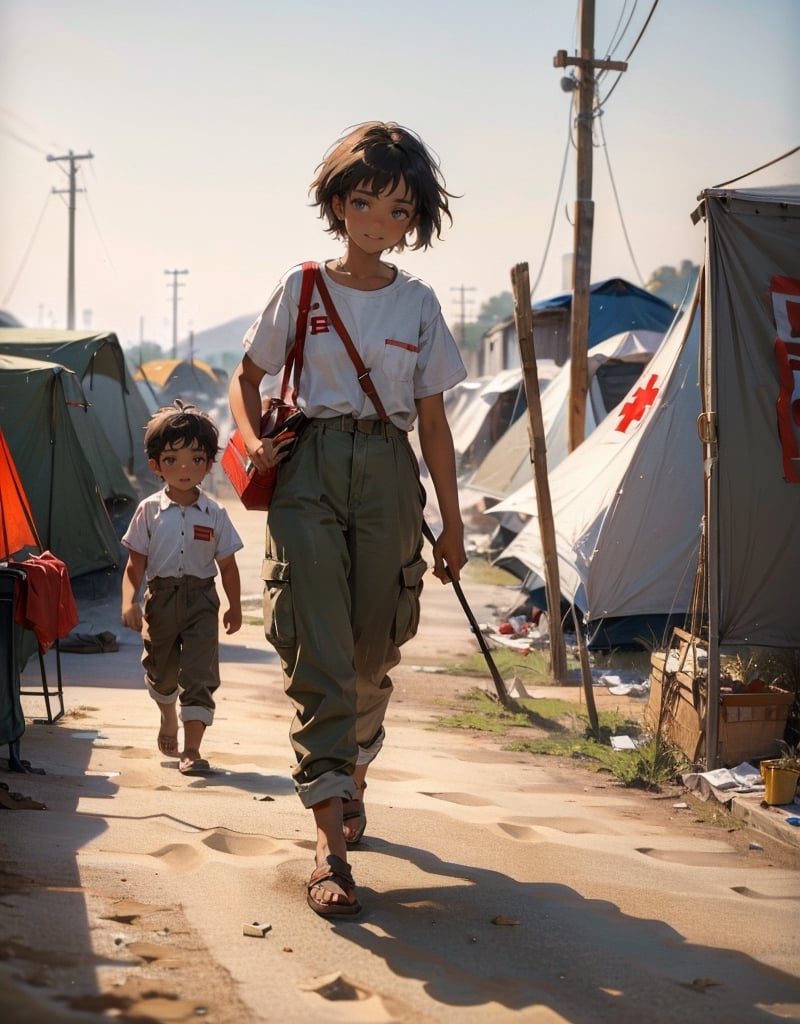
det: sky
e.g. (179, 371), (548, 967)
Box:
(1, 0), (798, 355)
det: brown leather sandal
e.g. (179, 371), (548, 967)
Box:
(343, 782), (367, 846)
(306, 854), (361, 917)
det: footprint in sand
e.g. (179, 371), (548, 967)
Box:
(421, 792), (495, 806)
(298, 971), (411, 1018)
(149, 843), (205, 871)
(636, 846), (741, 866)
(498, 816), (620, 837)
(150, 828), (284, 869)
(101, 899), (170, 924)
(126, 941), (184, 969)
(731, 885), (800, 901)
(200, 828), (280, 856)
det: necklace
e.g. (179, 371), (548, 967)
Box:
(333, 258), (392, 281)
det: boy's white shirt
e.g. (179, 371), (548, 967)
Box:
(121, 487), (243, 581)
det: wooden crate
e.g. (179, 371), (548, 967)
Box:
(646, 634), (793, 767)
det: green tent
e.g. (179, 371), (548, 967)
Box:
(0, 328), (158, 493)
(0, 355), (124, 578)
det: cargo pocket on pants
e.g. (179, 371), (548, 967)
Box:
(392, 556), (427, 647)
(262, 557), (295, 651)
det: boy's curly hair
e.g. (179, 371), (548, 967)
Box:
(310, 121), (456, 252)
(144, 400), (219, 462)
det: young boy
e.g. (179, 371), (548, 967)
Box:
(121, 401), (243, 775)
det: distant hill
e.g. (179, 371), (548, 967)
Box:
(176, 314), (257, 368)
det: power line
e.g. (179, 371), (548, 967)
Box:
(597, 113), (646, 286)
(530, 105), (575, 298)
(597, 0), (660, 110)
(712, 145), (800, 189)
(1, 192), (51, 308)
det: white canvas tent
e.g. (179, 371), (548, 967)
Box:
(493, 292), (701, 650)
(450, 364), (559, 477)
(470, 329), (665, 502)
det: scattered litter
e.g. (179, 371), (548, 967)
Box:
(684, 762), (764, 793)
(410, 665), (444, 673)
(507, 675), (531, 699)
(610, 735), (640, 751)
(749, 842), (763, 851)
(491, 914), (520, 926)
(672, 802), (689, 809)
(60, 630), (118, 654)
(680, 977), (720, 993)
(243, 921), (271, 937)
(785, 817), (800, 827)
(607, 682), (650, 697)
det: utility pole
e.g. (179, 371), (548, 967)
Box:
(164, 269), (189, 358)
(554, 0), (626, 451)
(450, 284), (476, 345)
(47, 149), (94, 329)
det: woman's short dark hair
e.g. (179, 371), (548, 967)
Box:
(144, 401), (219, 462)
(310, 122), (455, 252)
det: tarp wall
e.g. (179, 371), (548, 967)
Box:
(703, 186), (800, 647)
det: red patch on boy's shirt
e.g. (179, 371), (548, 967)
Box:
(194, 525), (214, 542)
(310, 315), (330, 335)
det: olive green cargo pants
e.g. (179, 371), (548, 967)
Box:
(262, 417), (426, 808)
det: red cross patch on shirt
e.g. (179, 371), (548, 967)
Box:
(194, 525), (214, 542)
(310, 315), (330, 335)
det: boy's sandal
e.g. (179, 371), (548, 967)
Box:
(307, 855), (361, 917)
(343, 782), (367, 846)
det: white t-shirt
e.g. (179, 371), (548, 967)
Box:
(122, 488), (243, 581)
(242, 262), (467, 432)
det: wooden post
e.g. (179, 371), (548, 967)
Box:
(568, 0), (596, 452)
(511, 262), (568, 683)
(572, 605), (599, 738)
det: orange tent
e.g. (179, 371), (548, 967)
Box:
(0, 424), (40, 561)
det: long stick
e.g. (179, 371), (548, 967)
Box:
(511, 262), (568, 683)
(421, 520), (513, 708)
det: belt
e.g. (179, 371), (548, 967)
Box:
(148, 575), (214, 591)
(310, 415), (407, 439)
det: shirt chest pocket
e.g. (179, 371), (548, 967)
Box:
(381, 338), (419, 382)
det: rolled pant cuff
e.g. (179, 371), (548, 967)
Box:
(296, 769), (357, 809)
(145, 683), (177, 706)
(356, 727), (385, 766)
(180, 707), (214, 726)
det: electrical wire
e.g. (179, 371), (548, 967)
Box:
(530, 106), (574, 298)
(597, 0), (660, 110)
(83, 191), (117, 276)
(604, 0), (639, 64)
(712, 145), (800, 188)
(597, 113), (646, 286)
(1, 192), (52, 307)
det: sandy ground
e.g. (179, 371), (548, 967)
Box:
(2, 495), (799, 1023)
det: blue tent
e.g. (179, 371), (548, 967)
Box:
(533, 278), (675, 349)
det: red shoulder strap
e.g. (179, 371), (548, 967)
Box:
(281, 261), (317, 403)
(312, 266), (389, 422)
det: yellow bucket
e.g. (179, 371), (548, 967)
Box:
(762, 765), (800, 806)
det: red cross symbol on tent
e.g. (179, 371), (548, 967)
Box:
(616, 373), (660, 432)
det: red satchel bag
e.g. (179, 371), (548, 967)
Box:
(222, 262), (316, 510)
